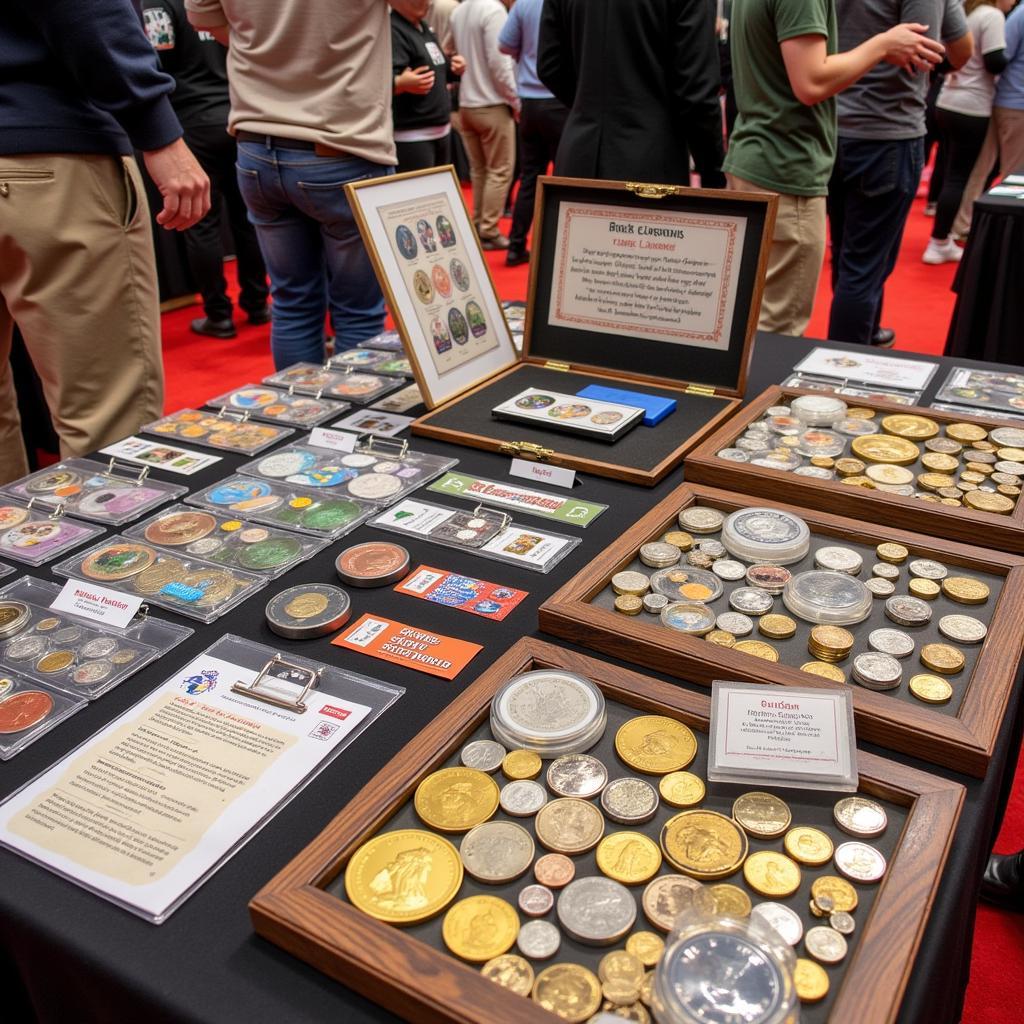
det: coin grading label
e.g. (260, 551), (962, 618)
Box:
(50, 579), (143, 629)
(394, 566), (528, 621)
(332, 614), (482, 680)
(709, 680), (857, 790)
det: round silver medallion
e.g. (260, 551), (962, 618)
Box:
(600, 777), (659, 824)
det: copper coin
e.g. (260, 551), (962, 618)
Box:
(335, 541), (411, 587)
(534, 853), (575, 889)
(0, 689), (54, 733)
(143, 510), (217, 546)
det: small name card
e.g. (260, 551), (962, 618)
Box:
(510, 458), (576, 489)
(708, 681), (857, 791)
(51, 579), (143, 629)
(309, 427), (358, 453)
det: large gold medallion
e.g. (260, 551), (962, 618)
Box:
(532, 963), (603, 1023)
(414, 766), (499, 833)
(850, 434), (920, 466)
(660, 810), (748, 879)
(615, 715), (697, 774)
(442, 895), (518, 962)
(880, 414), (939, 440)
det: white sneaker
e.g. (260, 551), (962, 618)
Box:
(922, 237), (963, 265)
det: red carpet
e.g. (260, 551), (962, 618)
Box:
(159, 192), (1021, 1022)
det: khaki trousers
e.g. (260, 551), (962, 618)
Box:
(0, 153), (163, 484)
(955, 106), (1024, 235)
(728, 174), (826, 337)
(456, 104), (514, 240)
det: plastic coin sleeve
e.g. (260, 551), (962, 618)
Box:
(141, 408), (295, 454)
(206, 383), (351, 428)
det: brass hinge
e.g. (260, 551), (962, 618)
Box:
(499, 441), (554, 461)
(685, 384), (716, 397)
(544, 360), (571, 372)
(625, 182), (682, 200)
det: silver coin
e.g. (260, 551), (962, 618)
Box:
(612, 570), (651, 594)
(830, 911), (856, 935)
(747, 421), (771, 435)
(867, 628), (915, 658)
(794, 465), (835, 479)
(557, 876), (636, 946)
(639, 541), (681, 568)
(717, 448), (750, 462)
(546, 753), (608, 798)
(5, 634), (46, 661)
(678, 507), (724, 534)
(833, 417), (879, 437)
(866, 578), (896, 598)
(995, 460), (1024, 476)
(716, 611), (754, 636)
(871, 562), (900, 581)
(686, 550), (715, 570)
(187, 537), (223, 556)
(459, 820), (534, 883)
(460, 738), (506, 773)
(791, 393), (847, 424)
(814, 546), (863, 575)
(784, 571), (871, 624)
(500, 779), (548, 817)
(926, 436), (964, 454)
(750, 902), (803, 947)
(72, 659), (113, 685)
(698, 539), (727, 560)
(908, 558), (948, 580)
(518, 884), (554, 917)
(812, 894), (835, 914)
(833, 796), (888, 838)
(795, 428), (845, 457)
(766, 405), (792, 417)
(885, 594), (933, 626)
(643, 593), (669, 614)
(751, 452), (802, 471)
(765, 415), (802, 437)
(79, 636), (118, 660)
(600, 777), (659, 825)
(992, 472), (1022, 485)
(256, 451), (310, 477)
(938, 614), (987, 644)
(712, 559), (746, 581)
(347, 473), (402, 500)
(964, 449), (997, 465)
(53, 625), (83, 644)
(729, 587), (774, 616)
(805, 926), (848, 965)
(834, 841), (887, 883)
(517, 919), (560, 960)
(875, 483), (916, 496)
(736, 436), (771, 454)
(990, 427), (1024, 447)
(852, 652), (902, 690)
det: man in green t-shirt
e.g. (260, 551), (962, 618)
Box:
(724, 0), (945, 337)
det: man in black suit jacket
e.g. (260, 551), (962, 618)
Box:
(537, 0), (725, 186)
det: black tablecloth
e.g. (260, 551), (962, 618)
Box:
(0, 333), (1020, 1024)
(945, 174), (1024, 363)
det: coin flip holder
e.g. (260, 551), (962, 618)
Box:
(262, 362), (404, 406)
(935, 365), (1024, 416)
(205, 383), (350, 428)
(185, 474), (378, 540)
(0, 500), (103, 566)
(52, 537), (268, 624)
(781, 375), (922, 407)
(2, 457), (187, 527)
(327, 348), (396, 373)
(0, 669), (85, 760)
(123, 504), (327, 579)
(0, 577), (193, 700)
(140, 408), (294, 454)
(237, 439), (457, 507)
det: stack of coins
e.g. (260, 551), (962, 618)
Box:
(638, 542), (681, 569)
(808, 625), (855, 662)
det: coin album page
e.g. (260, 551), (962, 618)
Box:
(492, 388), (646, 443)
(935, 366), (1024, 415)
(0, 500), (104, 566)
(205, 384), (351, 429)
(357, 330), (406, 352)
(140, 409), (296, 455)
(329, 349), (414, 379)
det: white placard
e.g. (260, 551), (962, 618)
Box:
(50, 578), (143, 629)
(708, 681), (857, 791)
(793, 347), (937, 391)
(100, 437), (222, 476)
(330, 410), (414, 437)
(510, 458), (577, 489)
(308, 426), (359, 453)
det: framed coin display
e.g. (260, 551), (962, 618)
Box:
(539, 484), (1024, 776)
(140, 408), (295, 454)
(205, 383), (351, 428)
(685, 385), (1024, 554)
(249, 638), (963, 1024)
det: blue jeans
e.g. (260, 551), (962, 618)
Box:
(236, 142), (391, 368)
(826, 137), (924, 345)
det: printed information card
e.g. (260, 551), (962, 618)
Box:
(100, 436), (222, 476)
(793, 347), (938, 391)
(395, 565), (528, 620)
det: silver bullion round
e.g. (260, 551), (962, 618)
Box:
(729, 587), (775, 616)
(678, 507), (725, 534)
(830, 911), (856, 935)
(750, 902), (803, 947)
(517, 919), (560, 960)
(885, 594), (933, 626)
(612, 570), (651, 594)
(867, 628), (915, 658)
(853, 652), (902, 689)
(53, 625), (83, 644)
(794, 465), (834, 479)
(995, 460), (1024, 476)
(805, 926), (848, 965)
(833, 796), (888, 838)
(79, 636), (119, 659)
(518, 884), (555, 917)
(736, 436), (771, 454)
(459, 820), (535, 883)
(698, 539), (727, 560)
(712, 559), (747, 581)
(908, 558), (948, 580)
(546, 753), (608, 798)
(557, 876), (636, 945)
(600, 777), (659, 825)
(866, 578), (896, 598)
(500, 779), (548, 817)
(639, 541), (682, 568)
(938, 614), (988, 644)
(717, 448), (750, 462)
(766, 405), (792, 417)
(814, 546), (863, 575)
(834, 841), (887, 883)
(460, 738), (506, 773)
(992, 472), (1022, 485)
(989, 427), (1024, 447)
(871, 562), (901, 581)
(6, 635), (46, 661)
(643, 593), (670, 614)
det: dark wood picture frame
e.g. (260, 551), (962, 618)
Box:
(685, 384), (1024, 553)
(250, 638), (964, 1024)
(538, 483), (1024, 777)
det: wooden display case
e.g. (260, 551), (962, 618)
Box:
(539, 483), (1024, 776)
(685, 384), (1024, 552)
(250, 638), (963, 1024)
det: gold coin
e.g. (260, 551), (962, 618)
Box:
(920, 642), (965, 674)
(973, 440), (998, 452)
(881, 413), (939, 440)
(502, 749), (542, 780)
(442, 895), (518, 963)
(845, 407), (876, 420)
(800, 661), (846, 682)
(133, 557), (187, 594)
(595, 831), (662, 885)
(918, 493), (940, 502)
(598, 950), (645, 987)
(876, 542), (909, 564)
(758, 613), (797, 639)
(909, 578), (941, 600)
(940, 498), (964, 507)
(921, 452), (960, 473)
(840, 474), (875, 488)
(809, 625), (854, 658)
(834, 457), (867, 476)
(784, 826), (834, 866)
(851, 434), (920, 466)
(659, 771), (706, 808)
(965, 462), (994, 476)
(614, 594), (643, 616)
(481, 954), (534, 996)
(615, 715), (697, 774)
(535, 798), (605, 854)
(663, 531), (693, 551)
(964, 490), (1015, 514)
(532, 963), (602, 1023)
(998, 484), (1021, 496)
(866, 463), (914, 486)
(36, 650), (74, 673)
(733, 639), (779, 661)
(957, 481), (978, 492)
(414, 767), (499, 833)
(284, 591), (330, 619)
(810, 456), (835, 469)
(811, 875), (858, 913)
(917, 472), (956, 492)
(941, 575), (990, 604)
(345, 828), (463, 925)
(743, 850), (801, 898)
(997, 447), (1024, 461)
(946, 422), (988, 443)
(706, 629), (736, 647)
(706, 883), (752, 917)
(794, 958), (830, 1003)
(732, 791), (792, 838)
(959, 470), (986, 485)
(909, 673), (954, 704)
(625, 932), (665, 969)
(660, 810), (748, 879)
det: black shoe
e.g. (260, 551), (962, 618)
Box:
(190, 316), (236, 339)
(481, 234), (510, 251)
(871, 327), (896, 348)
(980, 850), (1024, 911)
(506, 249), (530, 267)
(246, 306), (271, 326)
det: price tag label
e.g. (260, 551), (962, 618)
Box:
(309, 427), (359, 453)
(50, 579), (143, 629)
(510, 458), (576, 489)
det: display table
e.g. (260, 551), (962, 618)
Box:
(0, 333), (1019, 1024)
(945, 174), (1024, 364)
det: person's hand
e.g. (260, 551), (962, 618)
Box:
(142, 138), (211, 231)
(450, 54), (466, 76)
(395, 65), (435, 95)
(881, 23), (945, 73)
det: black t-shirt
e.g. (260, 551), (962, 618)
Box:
(142, 0), (229, 128)
(391, 12), (451, 131)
